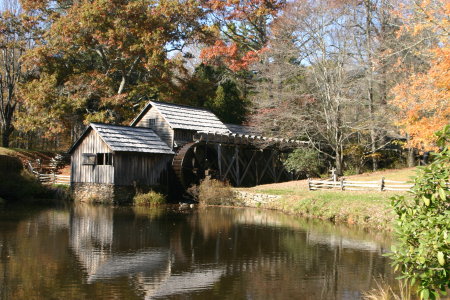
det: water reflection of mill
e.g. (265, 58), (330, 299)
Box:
(69, 205), (226, 299)
(68, 205), (391, 299)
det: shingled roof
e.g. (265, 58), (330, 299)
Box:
(131, 101), (230, 133)
(225, 124), (262, 136)
(68, 123), (174, 154)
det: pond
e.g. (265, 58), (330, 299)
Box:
(0, 204), (396, 299)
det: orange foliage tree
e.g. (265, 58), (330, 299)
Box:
(17, 0), (211, 146)
(200, 0), (284, 71)
(391, 0), (449, 150)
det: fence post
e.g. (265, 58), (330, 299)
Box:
(308, 178), (311, 191)
(380, 177), (385, 191)
(340, 178), (344, 191)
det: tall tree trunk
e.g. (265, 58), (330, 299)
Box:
(366, 0), (378, 172)
(335, 148), (344, 176)
(1, 124), (13, 148)
(407, 147), (416, 167)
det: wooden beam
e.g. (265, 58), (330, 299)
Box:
(255, 154), (259, 185)
(276, 164), (285, 182)
(239, 150), (257, 186)
(235, 146), (240, 186)
(223, 148), (237, 184)
(258, 151), (276, 184)
(217, 144), (222, 178)
(266, 151), (278, 181)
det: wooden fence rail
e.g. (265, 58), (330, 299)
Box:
(37, 173), (70, 185)
(308, 177), (414, 192)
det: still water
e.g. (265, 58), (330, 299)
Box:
(0, 204), (396, 300)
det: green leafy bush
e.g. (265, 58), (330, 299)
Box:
(0, 155), (23, 173)
(388, 125), (450, 299)
(283, 148), (323, 177)
(133, 190), (166, 206)
(0, 155), (50, 202)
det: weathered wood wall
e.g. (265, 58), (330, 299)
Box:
(174, 129), (196, 148)
(114, 153), (172, 186)
(135, 106), (174, 148)
(71, 130), (114, 184)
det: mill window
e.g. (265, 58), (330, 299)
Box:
(82, 153), (96, 165)
(148, 118), (156, 127)
(96, 153), (113, 165)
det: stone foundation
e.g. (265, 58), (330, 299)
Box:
(233, 191), (281, 207)
(71, 183), (148, 204)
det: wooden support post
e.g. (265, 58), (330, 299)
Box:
(380, 177), (385, 191)
(270, 151), (277, 181)
(235, 146), (240, 186)
(259, 151), (276, 184)
(276, 167), (284, 183)
(223, 152), (236, 181)
(255, 154), (259, 185)
(340, 178), (344, 190)
(240, 151), (257, 186)
(308, 178), (311, 191)
(217, 144), (222, 179)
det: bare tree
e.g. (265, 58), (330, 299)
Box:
(252, 0), (371, 175)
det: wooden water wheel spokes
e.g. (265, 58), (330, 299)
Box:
(172, 142), (218, 188)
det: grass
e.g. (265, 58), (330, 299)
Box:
(362, 279), (414, 300)
(343, 167), (416, 181)
(0, 147), (56, 163)
(133, 190), (166, 206)
(0, 148), (67, 203)
(234, 167), (416, 230)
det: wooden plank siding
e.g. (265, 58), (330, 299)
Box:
(174, 129), (196, 148)
(114, 153), (172, 186)
(71, 130), (114, 184)
(135, 106), (174, 148)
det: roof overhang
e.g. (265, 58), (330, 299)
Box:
(194, 131), (309, 150)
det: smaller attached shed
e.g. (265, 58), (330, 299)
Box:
(69, 123), (174, 204)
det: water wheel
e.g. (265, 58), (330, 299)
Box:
(172, 142), (218, 188)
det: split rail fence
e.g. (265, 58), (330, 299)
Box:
(37, 173), (70, 185)
(308, 177), (413, 192)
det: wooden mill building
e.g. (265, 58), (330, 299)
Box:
(70, 101), (305, 203)
(69, 123), (174, 203)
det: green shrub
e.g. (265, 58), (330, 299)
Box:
(0, 155), (23, 173)
(283, 148), (323, 177)
(197, 177), (235, 206)
(133, 190), (166, 206)
(0, 169), (48, 202)
(388, 125), (450, 300)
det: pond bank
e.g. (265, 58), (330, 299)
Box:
(231, 180), (410, 231)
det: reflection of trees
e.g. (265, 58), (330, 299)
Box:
(0, 205), (396, 299)
(183, 207), (395, 299)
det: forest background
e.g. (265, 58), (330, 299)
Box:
(0, 0), (448, 175)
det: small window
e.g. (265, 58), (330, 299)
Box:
(82, 153), (96, 165)
(97, 153), (113, 165)
(148, 118), (156, 127)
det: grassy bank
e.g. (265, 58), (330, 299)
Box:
(0, 147), (69, 203)
(234, 168), (416, 230)
(0, 147), (57, 163)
